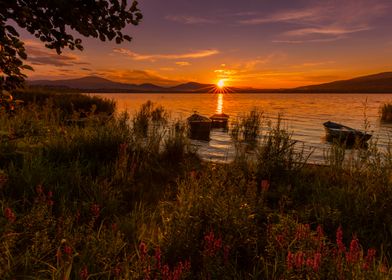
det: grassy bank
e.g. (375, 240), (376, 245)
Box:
(0, 90), (391, 279)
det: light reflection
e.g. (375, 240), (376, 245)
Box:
(216, 93), (223, 114)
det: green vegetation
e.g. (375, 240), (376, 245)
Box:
(380, 102), (392, 122)
(0, 90), (391, 279)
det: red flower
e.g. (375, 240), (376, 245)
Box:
(261, 180), (270, 192)
(90, 203), (100, 219)
(4, 207), (16, 223)
(336, 226), (346, 253)
(79, 265), (89, 280)
(139, 241), (147, 260)
(64, 245), (72, 256)
(313, 252), (321, 272)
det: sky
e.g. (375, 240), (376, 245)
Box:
(18, 0), (392, 88)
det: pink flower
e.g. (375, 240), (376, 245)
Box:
(90, 203), (100, 219)
(154, 246), (161, 270)
(261, 180), (270, 192)
(139, 241), (147, 260)
(363, 248), (376, 270)
(346, 236), (360, 264)
(79, 265), (89, 280)
(295, 251), (305, 268)
(4, 207), (16, 223)
(336, 226), (346, 253)
(313, 252), (322, 272)
(287, 251), (294, 270)
(64, 245), (72, 256)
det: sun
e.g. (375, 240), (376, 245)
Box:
(217, 79), (225, 88)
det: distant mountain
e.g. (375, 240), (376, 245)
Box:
(295, 72), (392, 93)
(28, 72), (392, 93)
(169, 82), (215, 92)
(28, 76), (169, 92)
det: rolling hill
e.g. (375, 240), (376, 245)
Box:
(295, 72), (392, 93)
(28, 72), (392, 93)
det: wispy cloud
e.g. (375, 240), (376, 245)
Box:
(175, 61), (191, 66)
(165, 15), (217, 24)
(283, 26), (370, 37)
(238, 0), (389, 43)
(113, 48), (219, 61)
(24, 40), (88, 67)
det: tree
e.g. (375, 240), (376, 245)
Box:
(0, 0), (142, 91)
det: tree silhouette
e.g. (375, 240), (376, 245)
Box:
(0, 0), (142, 90)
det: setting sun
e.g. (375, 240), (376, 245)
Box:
(217, 79), (225, 88)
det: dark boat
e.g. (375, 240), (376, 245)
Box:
(210, 113), (229, 129)
(323, 121), (372, 144)
(187, 113), (212, 141)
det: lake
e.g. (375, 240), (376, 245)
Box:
(93, 93), (392, 163)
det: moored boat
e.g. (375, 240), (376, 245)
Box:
(210, 113), (229, 129)
(187, 113), (211, 141)
(323, 121), (372, 144)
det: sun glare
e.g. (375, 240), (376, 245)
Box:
(217, 79), (225, 88)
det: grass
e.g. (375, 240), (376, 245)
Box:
(380, 102), (392, 122)
(0, 90), (391, 279)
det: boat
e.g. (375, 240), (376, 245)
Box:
(187, 113), (212, 141)
(210, 113), (229, 129)
(323, 121), (372, 144)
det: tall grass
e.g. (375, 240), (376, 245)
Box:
(380, 102), (392, 122)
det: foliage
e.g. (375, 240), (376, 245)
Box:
(0, 0), (142, 90)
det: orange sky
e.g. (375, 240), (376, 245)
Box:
(18, 0), (392, 88)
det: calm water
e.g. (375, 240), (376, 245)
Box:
(93, 93), (392, 163)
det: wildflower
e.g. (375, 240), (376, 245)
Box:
(154, 246), (161, 270)
(190, 170), (196, 179)
(47, 191), (54, 206)
(287, 251), (294, 270)
(261, 179), (270, 192)
(336, 226), (346, 253)
(111, 223), (118, 232)
(90, 203), (100, 219)
(362, 248), (376, 270)
(346, 236), (360, 264)
(295, 224), (310, 240)
(79, 265), (89, 280)
(139, 241), (147, 260)
(313, 252), (321, 272)
(161, 264), (170, 280)
(203, 230), (222, 257)
(306, 257), (314, 268)
(64, 245), (72, 256)
(4, 207), (16, 223)
(295, 251), (305, 268)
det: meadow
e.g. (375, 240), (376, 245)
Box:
(0, 89), (391, 279)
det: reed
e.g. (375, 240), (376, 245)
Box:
(380, 102), (392, 122)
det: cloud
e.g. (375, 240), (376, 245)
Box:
(238, 0), (389, 43)
(165, 15), (217, 24)
(24, 40), (88, 67)
(283, 26), (370, 37)
(175, 61), (191, 66)
(113, 48), (219, 61)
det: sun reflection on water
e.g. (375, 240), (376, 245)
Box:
(216, 93), (223, 114)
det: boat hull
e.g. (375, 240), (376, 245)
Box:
(323, 121), (372, 145)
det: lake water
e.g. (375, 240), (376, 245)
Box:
(93, 93), (392, 164)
